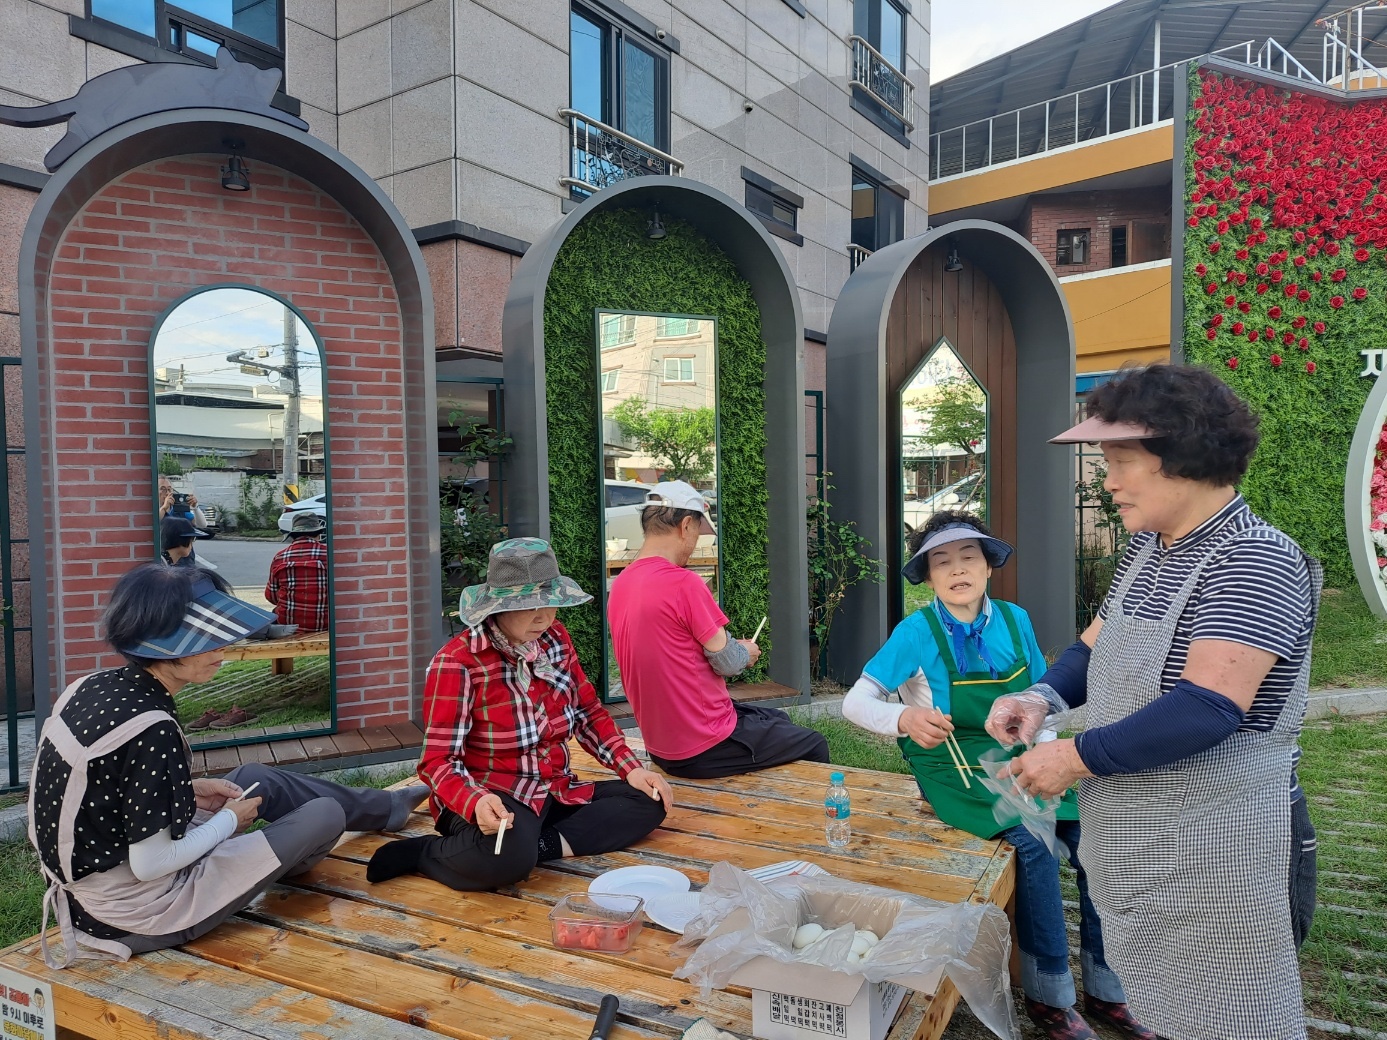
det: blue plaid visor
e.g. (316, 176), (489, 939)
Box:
(127, 576), (276, 660)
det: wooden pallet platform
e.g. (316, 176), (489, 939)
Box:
(189, 720), (425, 776)
(0, 751), (1014, 1040)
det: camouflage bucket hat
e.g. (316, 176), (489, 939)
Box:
(456, 537), (592, 628)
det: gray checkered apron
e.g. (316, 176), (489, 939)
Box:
(1079, 532), (1317, 1040)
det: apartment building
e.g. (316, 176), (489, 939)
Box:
(1, 0), (932, 390)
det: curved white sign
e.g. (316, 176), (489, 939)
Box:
(1345, 372), (1387, 618)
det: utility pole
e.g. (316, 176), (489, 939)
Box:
(226, 306), (301, 504)
(279, 306), (300, 505)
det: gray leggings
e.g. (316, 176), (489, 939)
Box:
(122, 764), (391, 953)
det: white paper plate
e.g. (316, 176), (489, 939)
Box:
(644, 891), (702, 935)
(588, 865), (690, 905)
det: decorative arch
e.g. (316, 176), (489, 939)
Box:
(501, 177), (810, 696)
(825, 220), (1076, 679)
(19, 107), (440, 724)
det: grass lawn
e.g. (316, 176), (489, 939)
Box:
(1309, 587), (1387, 688)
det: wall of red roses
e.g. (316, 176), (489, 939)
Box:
(1183, 66), (1387, 586)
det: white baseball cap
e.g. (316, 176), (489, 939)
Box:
(636, 480), (716, 535)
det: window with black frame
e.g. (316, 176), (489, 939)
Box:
(567, 3), (672, 196)
(851, 0), (911, 135)
(851, 166), (906, 255)
(87, 0), (283, 66)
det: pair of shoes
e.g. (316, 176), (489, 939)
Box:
(209, 705), (256, 729)
(1082, 996), (1158, 1040)
(186, 709), (224, 731)
(1023, 997), (1098, 1040)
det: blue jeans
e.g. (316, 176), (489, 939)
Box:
(1005, 819), (1126, 1008)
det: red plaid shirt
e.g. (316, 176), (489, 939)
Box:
(418, 621), (641, 823)
(264, 538), (329, 632)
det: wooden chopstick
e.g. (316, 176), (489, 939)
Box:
(934, 708), (972, 789)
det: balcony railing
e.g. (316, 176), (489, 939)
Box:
(848, 244), (874, 272)
(929, 41), (1254, 181)
(850, 36), (915, 131)
(559, 109), (683, 194)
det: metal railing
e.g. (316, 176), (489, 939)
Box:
(847, 244), (874, 272)
(1256, 38), (1319, 83)
(1323, 17), (1387, 89)
(559, 109), (683, 194)
(930, 41), (1253, 181)
(850, 36), (916, 131)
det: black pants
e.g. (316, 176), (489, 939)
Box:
(1289, 792), (1317, 949)
(650, 702), (830, 780)
(414, 780), (666, 892)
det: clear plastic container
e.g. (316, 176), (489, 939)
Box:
(548, 893), (645, 953)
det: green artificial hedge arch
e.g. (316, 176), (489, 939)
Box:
(542, 209), (770, 686)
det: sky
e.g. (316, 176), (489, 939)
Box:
(931, 0), (1125, 82)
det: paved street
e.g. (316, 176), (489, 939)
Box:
(195, 536), (281, 604)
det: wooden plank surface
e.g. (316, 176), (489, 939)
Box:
(2, 745), (1014, 1040)
(219, 634), (330, 663)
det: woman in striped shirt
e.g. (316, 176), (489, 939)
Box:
(988, 365), (1318, 1040)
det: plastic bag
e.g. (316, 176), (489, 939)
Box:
(672, 863), (1020, 1040)
(977, 747), (1069, 859)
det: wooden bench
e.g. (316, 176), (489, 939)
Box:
(0, 752), (1014, 1040)
(219, 632), (330, 675)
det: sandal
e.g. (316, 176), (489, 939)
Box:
(1082, 996), (1158, 1040)
(209, 705), (257, 729)
(185, 709), (224, 731)
(1023, 998), (1099, 1040)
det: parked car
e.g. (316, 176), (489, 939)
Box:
(197, 503), (221, 537)
(603, 480), (654, 546)
(903, 471), (984, 533)
(278, 493), (327, 533)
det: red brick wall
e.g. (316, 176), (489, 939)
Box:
(44, 155), (415, 726)
(1022, 187), (1171, 275)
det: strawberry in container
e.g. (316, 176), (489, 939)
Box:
(549, 893), (645, 953)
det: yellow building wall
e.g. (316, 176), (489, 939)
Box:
(1062, 261), (1172, 373)
(930, 124), (1175, 219)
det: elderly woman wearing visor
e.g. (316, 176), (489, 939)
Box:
(27, 563), (429, 969)
(987, 365), (1319, 1040)
(367, 538), (670, 890)
(842, 511), (1152, 1040)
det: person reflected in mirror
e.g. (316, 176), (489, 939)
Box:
(264, 511), (329, 633)
(157, 477), (209, 567)
(841, 511), (1152, 1040)
(160, 516), (206, 568)
(366, 538), (670, 889)
(25, 563), (429, 969)
(607, 481), (829, 779)
(986, 365), (1319, 1040)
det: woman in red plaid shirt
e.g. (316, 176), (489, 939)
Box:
(367, 539), (671, 889)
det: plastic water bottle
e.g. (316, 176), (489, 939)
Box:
(824, 771), (851, 847)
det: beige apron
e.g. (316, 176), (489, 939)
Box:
(28, 674), (280, 969)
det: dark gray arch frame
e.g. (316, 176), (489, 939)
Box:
(825, 220), (1076, 680)
(19, 109), (441, 722)
(501, 177), (810, 696)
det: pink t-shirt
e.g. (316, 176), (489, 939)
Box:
(607, 556), (736, 760)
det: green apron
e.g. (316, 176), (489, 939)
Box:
(898, 601), (1080, 840)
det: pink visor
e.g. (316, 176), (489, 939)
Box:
(1049, 416), (1154, 444)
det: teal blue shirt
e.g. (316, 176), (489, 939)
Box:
(861, 599), (1048, 715)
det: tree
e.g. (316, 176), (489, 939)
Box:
(610, 397), (716, 483)
(928, 376), (987, 457)
(807, 479), (881, 677)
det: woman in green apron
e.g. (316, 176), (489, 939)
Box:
(842, 511), (1153, 1040)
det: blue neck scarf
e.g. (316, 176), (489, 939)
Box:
(934, 598), (999, 679)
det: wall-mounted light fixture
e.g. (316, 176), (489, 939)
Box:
(647, 206), (667, 240)
(944, 246), (964, 273)
(221, 140), (250, 192)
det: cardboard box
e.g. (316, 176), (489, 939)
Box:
(717, 890), (943, 1040)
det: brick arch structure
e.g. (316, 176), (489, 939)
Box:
(21, 112), (440, 728)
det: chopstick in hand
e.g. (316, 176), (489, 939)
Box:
(751, 616), (768, 644)
(493, 816), (508, 856)
(934, 709), (972, 789)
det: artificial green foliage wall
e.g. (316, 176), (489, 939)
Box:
(542, 208), (770, 685)
(1183, 67), (1387, 587)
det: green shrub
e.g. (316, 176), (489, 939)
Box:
(542, 208), (770, 685)
(234, 474), (281, 531)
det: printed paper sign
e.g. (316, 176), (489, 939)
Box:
(0, 966), (55, 1040)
